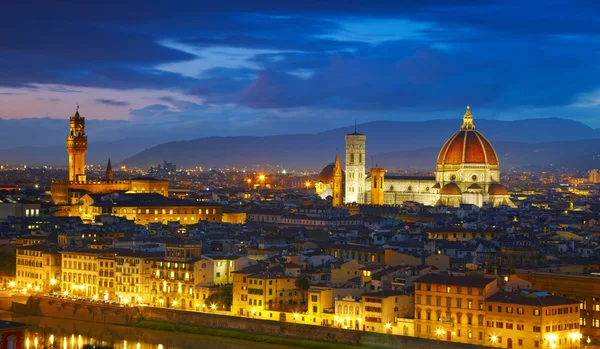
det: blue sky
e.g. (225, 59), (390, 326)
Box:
(2, 0), (600, 137)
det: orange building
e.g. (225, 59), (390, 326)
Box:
(414, 274), (497, 346)
(485, 290), (581, 349)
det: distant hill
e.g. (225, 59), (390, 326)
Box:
(372, 139), (600, 171)
(121, 118), (600, 170)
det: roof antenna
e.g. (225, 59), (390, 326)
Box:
(354, 119), (357, 133)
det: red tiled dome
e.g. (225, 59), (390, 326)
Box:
(437, 130), (498, 166)
(440, 182), (462, 195)
(437, 106), (498, 166)
(317, 164), (335, 183)
(488, 183), (509, 195)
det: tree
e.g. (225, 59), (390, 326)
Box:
(204, 287), (233, 309)
(295, 274), (311, 305)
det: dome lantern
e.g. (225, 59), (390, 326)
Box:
(461, 105), (475, 130)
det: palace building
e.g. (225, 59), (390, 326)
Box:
(316, 106), (515, 208)
(51, 107), (169, 206)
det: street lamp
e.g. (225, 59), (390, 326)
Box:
(385, 323), (392, 332)
(293, 313), (299, 322)
(490, 335), (498, 347)
(158, 299), (164, 306)
(172, 300), (178, 308)
(211, 303), (216, 312)
(8, 281), (15, 288)
(251, 308), (256, 317)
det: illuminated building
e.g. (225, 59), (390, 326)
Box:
(77, 192), (223, 224)
(60, 249), (102, 297)
(589, 169), (600, 183)
(320, 106), (515, 208)
(67, 105), (87, 182)
(344, 129), (366, 204)
(361, 290), (412, 333)
(232, 269), (299, 317)
(15, 245), (61, 292)
(51, 107), (170, 206)
(150, 242), (253, 310)
(332, 152), (344, 207)
(314, 153), (344, 205)
(485, 290), (581, 349)
(414, 274), (496, 345)
(518, 271), (600, 341)
(113, 250), (162, 304)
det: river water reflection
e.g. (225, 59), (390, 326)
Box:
(0, 311), (289, 349)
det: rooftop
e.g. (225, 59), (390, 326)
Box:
(415, 274), (496, 288)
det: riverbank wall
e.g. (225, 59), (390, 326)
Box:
(3, 296), (141, 325)
(6, 296), (485, 349)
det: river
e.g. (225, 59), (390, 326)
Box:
(0, 311), (290, 349)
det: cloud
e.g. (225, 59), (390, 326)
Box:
(96, 99), (131, 107)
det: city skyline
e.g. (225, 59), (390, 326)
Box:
(1, 0), (600, 141)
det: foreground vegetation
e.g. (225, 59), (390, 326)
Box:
(135, 320), (376, 349)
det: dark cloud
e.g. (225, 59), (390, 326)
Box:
(96, 99), (131, 107)
(2, 0), (600, 126)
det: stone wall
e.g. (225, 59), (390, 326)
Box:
(11, 297), (487, 349)
(140, 307), (486, 349)
(14, 296), (141, 326)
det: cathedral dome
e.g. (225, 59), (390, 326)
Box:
(437, 106), (498, 167)
(440, 182), (462, 195)
(488, 183), (509, 195)
(317, 163), (335, 183)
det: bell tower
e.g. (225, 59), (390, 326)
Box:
(344, 126), (366, 204)
(332, 152), (343, 207)
(67, 105), (87, 182)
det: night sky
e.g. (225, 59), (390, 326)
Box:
(2, 0), (600, 138)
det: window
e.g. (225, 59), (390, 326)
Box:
(497, 306), (502, 313)
(533, 309), (540, 316)
(506, 323), (513, 329)
(468, 300), (472, 309)
(416, 295), (421, 304)
(517, 324), (524, 331)
(517, 307), (524, 314)
(496, 321), (503, 328)
(533, 326), (541, 332)
(507, 306), (513, 313)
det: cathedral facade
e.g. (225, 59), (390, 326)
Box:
(316, 106), (515, 208)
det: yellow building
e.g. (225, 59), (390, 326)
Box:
(15, 245), (61, 293)
(232, 270), (299, 317)
(77, 192), (223, 225)
(149, 242), (201, 309)
(113, 250), (162, 304)
(307, 286), (334, 321)
(334, 295), (363, 329)
(60, 249), (101, 297)
(414, 274), (497, 346)
(362, 290), (412, 332)
(98, 255), (115, 300)
(485, 290), (581, 349)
